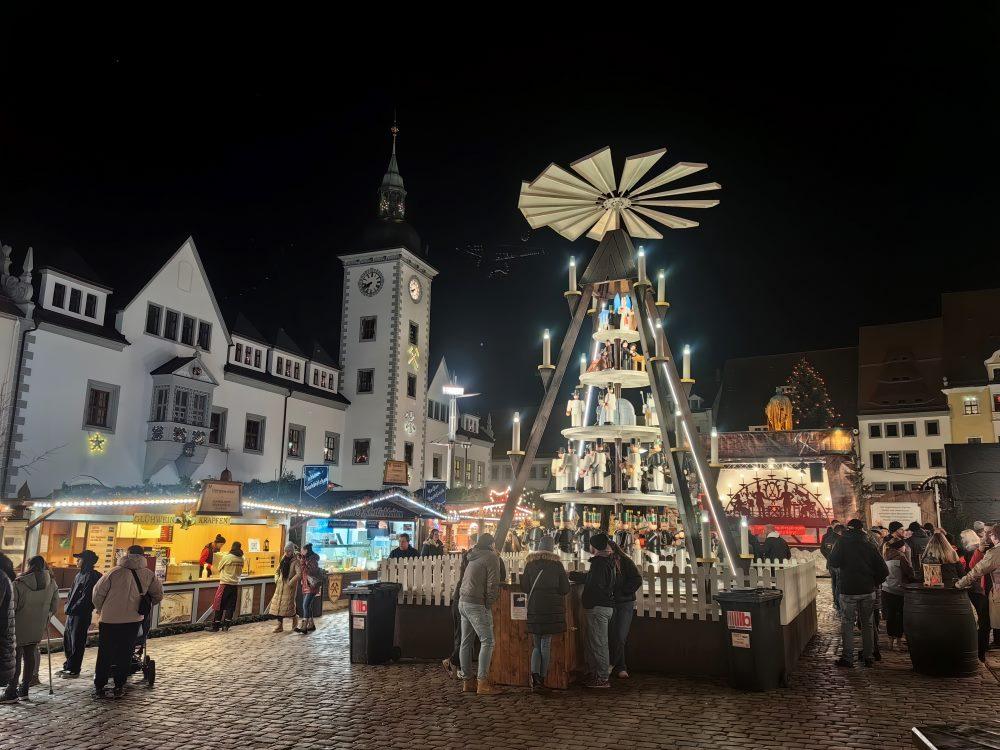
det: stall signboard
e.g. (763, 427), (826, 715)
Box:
(303, 465), (331, 499)
(133, 513), (177, 525)
(197, 480), (243, 516)
(422, 481), (447, 506)
(510, 592), (527, 620)
(870, 501), (921, 528)
(87, 523), (118, 574)
(383, 460), (409, 486)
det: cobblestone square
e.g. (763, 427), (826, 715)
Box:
(1, 581), (997, 750)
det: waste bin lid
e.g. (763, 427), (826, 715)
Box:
(345, 580), (402, 595)
(715, 587), (783, 604)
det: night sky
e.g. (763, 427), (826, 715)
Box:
(3, 12), (999, 453)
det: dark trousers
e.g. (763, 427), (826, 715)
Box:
(829, 568), (841, 611)
(609, 601), (635, 673)
(94, 622), (140, 689)
(6, 643), (39, 695)
(969, 592), (991, 660)
(449, 599), (462, 667)
(63, 612), (93, 673)
(882, 591), (904, 638)
(211, 584), (238, 629)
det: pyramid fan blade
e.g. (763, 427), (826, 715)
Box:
(632, 206), (700, 229)
(632, 199), (720, 209)
(630, 162), (708, 197)
(547, 205), (605, 229)
(519, 192), (599, 209)
(570, 147), (616, 194)
(634, 181), (721, 199)
(621, 209), (663, 239)
(619, 148), (667, 193)
(523, 205), (601, 228)
(589, 210), (616, 238)
(554, 208), (606, 241)
(531, 164), (603, 198)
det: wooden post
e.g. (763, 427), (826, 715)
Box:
(495, 285), (595, 546)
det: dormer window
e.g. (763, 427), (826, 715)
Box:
(85, 293), (97, 319)
(52, 283), (66, 308)
(68, 288), (81, 314)
(276, 356), (284, 374)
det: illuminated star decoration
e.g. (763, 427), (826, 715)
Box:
(407, 344), (420, 368)
(518, 146), (720, 240)
(88, 432), (107, 454)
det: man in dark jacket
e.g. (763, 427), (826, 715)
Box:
(821, 523), (844, 612)
(0, 554), (14, 700)
(569, 532), (615, 688)
(607, 539), (642, 679)
(905, 522), (929, 580)
(58, 550), (102, 678)
(760, 525), (792, 561)
(828, 519), (889, 668)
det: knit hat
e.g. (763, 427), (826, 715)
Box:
(887, 521), (904, 533)
(475, 533), (495, 550)
(973, 520), (986, 531)
(907, 521), (924, 533)
(538, 537), (555, 553)
(590, 532), (609, 551)
(847, 519), (863, 531)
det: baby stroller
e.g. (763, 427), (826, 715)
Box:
(126, 611), (156, 687)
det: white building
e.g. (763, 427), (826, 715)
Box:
(1, 129), (484, 501)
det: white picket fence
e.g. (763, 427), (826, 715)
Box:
(377, 554), (816, 624)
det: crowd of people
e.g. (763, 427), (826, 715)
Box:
(819, 517), (1000, 668)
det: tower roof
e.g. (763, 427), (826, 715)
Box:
(362, 118), (422, 255)
(381, 121), (405, 191)
(579, 229), (637, 286)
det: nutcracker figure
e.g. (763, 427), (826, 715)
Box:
(566, 390), (585, 427)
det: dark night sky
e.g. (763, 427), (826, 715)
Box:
(2, 11), (999, 452)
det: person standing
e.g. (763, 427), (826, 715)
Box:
(210, 542), (245, 632)
(607, 538), (642, 680)
(520, 537), (569, 689)
(822, 523), (844, 613)
(91, 545), (163, 699)
(0, 553), (16, 704)
(389, 533), (420, 559)
(959, 529), (991, 662)
(298, 543), (322, 634)
(881, 536), (914, 652)
(3, 557), (58, 702)
(458, 533), (504, 695)
(905, 522), (929, 581)
(569, 532), (616, 688)
(828, 519), (888, 668)
(761, 525), (792, 561)
(268, 542), (301, 633)
(442, 550), (470, 678)
(57, 550), (102, 678)
(199, 534), (226, 577)
(421, 529), (445, 557)
(956, 526), (1000, 659)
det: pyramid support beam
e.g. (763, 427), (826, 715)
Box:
(495, 285), (595, 546)
(631, 284), (739, 571)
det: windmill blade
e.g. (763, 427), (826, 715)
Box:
(632, 199), (720, 209)
(518, 192), (596, 209)
(632, 205), (700, 229)
(522, 204), (600, 230)
(457, 392), (481, 398)
(588, 209), (618, 239)
(619, 148), (667, 193)
(554, 208), (605, 241)
(630, 162), (708, 197)
(621, 208), (664, 239)
(530, 164), (604, 199)
(570, 147), (616, 194)
(634, 181), (721, 199)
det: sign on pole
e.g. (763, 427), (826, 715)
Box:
(303, 465), (331, 499)
(423, 480), (447, 505)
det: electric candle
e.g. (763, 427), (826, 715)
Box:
(512, 412), (521, 452)
(542, 329), (551, 366)
(683, 344), (691, 380)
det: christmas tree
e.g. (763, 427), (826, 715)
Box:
(783, 357), (839, 428)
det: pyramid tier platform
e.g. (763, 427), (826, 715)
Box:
(541, 490), (677, 507)
(580, 369), (650, 389)
(562, 424), (661, 442)
(592, 328), (640, 344)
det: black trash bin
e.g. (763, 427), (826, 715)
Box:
(715, 587), (785, 691)
(345, 581), (402, 665)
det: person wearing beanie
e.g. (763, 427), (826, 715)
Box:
(520, 536), (570, 689)
(905, 521), (929, 580)
(57, 549), (103, 678)
(828, 520), (888, 668)
(269, 541), (301, 633)
(210, 542), (245, 633)
(457, 532), (505, 695)
(569, 532), (616, 688)
(199, 534), (227, 577)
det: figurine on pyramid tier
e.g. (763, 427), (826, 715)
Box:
(553, 517), (576, 555)
(625, 440), (643, 492)
(551, 447), (565, 490)
(643, 393), (658, 427)
(646, 440), (668, 493)
(566, 390), (586, 427)
(592, 444), (608, 492)
(613, 517), (635, 555)
(562, 443), (579, 491)
(526, 520), (547, 551)
(601, 388), (617, 425)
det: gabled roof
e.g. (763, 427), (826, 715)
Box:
(579, 229), (637, 286)
(149, 354), (220, 385)
(33, 305), (130, 345)
(38, 247), (112, 292)
(229, 312), (268, 345)
(224, 362), (350, 405)
(150, 355), (196, 375)
(310, 342), (337, 368)
(858, 318), (945, 414)
(273, 327), (304, 357)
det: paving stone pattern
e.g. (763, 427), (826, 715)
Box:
(1, 581), (997, 750)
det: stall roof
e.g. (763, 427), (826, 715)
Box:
(321, 488), (447, 520)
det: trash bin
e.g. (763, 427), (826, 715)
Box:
(345, 581), (402, 665)
(714, 587), (785, 691)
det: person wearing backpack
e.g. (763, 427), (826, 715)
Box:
(91, 545), (163, 699)
(520, 537), (570, 689)
(607, 538), (643, 679)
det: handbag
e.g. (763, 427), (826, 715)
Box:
(129, 569), (153, 617)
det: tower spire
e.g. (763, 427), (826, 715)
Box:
(378, 114), (406, 220)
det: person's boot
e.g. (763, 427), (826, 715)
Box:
(273, 620), (284, 633)
(477, 679), (503, 695)
(291, 616), (299, 632)
(0, 688), (18, 704)
(462, 677), (478, 693)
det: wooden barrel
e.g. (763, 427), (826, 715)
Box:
(903, 584), (980, 677)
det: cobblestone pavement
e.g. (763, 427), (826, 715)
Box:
(1, 581), (997, 750)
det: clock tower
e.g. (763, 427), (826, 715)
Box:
(340, 124), (438, 492)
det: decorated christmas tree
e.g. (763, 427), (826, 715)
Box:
(783, 357), (839, 428)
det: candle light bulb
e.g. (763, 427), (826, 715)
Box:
(701, 511), (709, 523)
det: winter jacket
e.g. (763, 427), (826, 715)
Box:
(269, 555), (301, 618)
(65, 567), (102, 616)
(761, 534), (792, 561)
(389, 545), (419, 559)
(957, 545), (1000, 623)
(215, 553), (244, 585)
(827, 528), (889, 596)
(0, 574), (14, 686)
(881, 542), (914, 596)
(612, 553), (643, 605)
(569, 553), (616, 609)
(906, 531), (929, 578)
(420, 540), (445, 557)
(961, 549), (985, 595)
(92, 554), (164, 624)
(300, 552), (322, 594)
(520, 551), (570, 635)
(459, 547), (504, 606)
(12, 570), (58, 646)
(820, 529), (839, 560)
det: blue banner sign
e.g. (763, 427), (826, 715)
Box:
(303, 465), (330, 499)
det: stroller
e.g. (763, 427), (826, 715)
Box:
(126, 611), (156, 687)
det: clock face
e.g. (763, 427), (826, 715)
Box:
(358, 268), (384, 297)
(408, 276), (422, 302)
(403, 410), (416, 435)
